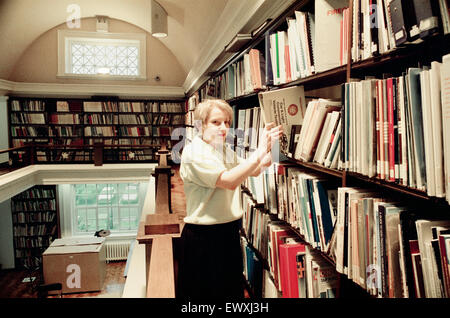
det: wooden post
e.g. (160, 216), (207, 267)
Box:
(136, 143), (183, 298)
(94, 142), (103, 166)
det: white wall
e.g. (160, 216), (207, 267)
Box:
(0, 96), (8, 163)
(0, 199), (15, 269)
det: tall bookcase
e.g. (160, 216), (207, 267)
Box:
(8, 97), (186, 163)
(11, 185), (59, 269)
(188, 0), (450, 298)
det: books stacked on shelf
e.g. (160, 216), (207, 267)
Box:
(341, 54), (450, 202)
(119, 114), (152, 125)
(84, 126), (116, 137)
(83, 101), (118, 112)
(11, 113), (46, 124)
(11, 185), (58, 269)
(118, 126), (151, 137)
(157, 102), (184, 113)
(85, 113), (118, 125)
(266, 221), (339, 298)
(118, 101), (150, 112)
(10, 99), (45, 111)
(241, 237), (264, 297)
(241, 180), (340, 298)
(267, 5), (317, 85)
(49, 113), (81, 124)
(293, 98), (342, 164)
(335, 187), (450, 298)
(352, 0), (449, 63)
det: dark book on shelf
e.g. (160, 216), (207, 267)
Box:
(412, 0), (442, 39)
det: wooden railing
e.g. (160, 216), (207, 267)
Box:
(0, 143), (167, 171)
(136, 144), (184, 298)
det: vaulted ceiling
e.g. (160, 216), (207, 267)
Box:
(0, 0), (295, 94)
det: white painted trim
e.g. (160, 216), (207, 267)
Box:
(0, 163), (157, 203)
(0, 79), (184, 98)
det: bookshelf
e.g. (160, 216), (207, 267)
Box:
(8, 97), (186, 164)
(11, 185), (59, 269)
(189, 0), (450, 298)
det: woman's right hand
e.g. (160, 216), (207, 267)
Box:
(256, 122), (283, 161)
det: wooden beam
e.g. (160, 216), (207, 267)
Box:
(146, 235), (175, 298)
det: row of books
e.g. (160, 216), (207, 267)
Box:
(352, 0), (450, 63)
(341, 54), (450, 201)
(13, 187), (55, 199)
(12, 211), (57, 224)
(14, 236), (54, 249)
(11, 113), (46, 124)
(23, 100), (186, 113)
(49, 127), (82, 137)
(12, 223), (57, 237)
(334, 187), (450, 298)
(256, 54), (450, 204)
(11, 199), (56, 212)
(119, 114), (152, 125)
(117, 126), (151, 137)
(10, 100), (45, 111)
(241, 191), (340, 298)
(85, 114), (118, 125)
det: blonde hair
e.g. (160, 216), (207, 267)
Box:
(194, 99), (233, 126)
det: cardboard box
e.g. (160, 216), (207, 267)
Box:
(42, 237), (106, 294)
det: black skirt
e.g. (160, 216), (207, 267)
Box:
(176, 218), (244, 299)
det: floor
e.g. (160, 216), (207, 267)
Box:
(0, 261), (126, 298)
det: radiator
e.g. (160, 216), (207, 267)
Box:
(105, 240), (132, 262)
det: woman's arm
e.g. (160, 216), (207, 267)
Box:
(215, 123), (282, 190)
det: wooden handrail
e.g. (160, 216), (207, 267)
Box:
(136, 142), (183, 298)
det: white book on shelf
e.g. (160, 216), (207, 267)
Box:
(299, 99), (341, 162)
(269, 33), (281, 85)
(441, 53), (450, 203)
(430, 61), (445, 198)
(314, 0), (348, 73)
(277, 31), (287, 84)
(415, 220), (450, 298)
(324, 117), (342, 168)
(243, 53), (253, 94)
(291, 12), (307, 78)
(286, 18), (301, 80)
(419, 69), (436, 197)
(316, 111), (340, 165)
(397, 75), (408, 186)
(313, 111), (332, 163)
(295, 100), (317, 160)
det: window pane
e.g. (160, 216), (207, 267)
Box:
(75, 196), (86, 206)
(111, 207), (119, 230)
(70, 42), (140, 77)
(73, 183), (143, 234)
(77, 209), (87, 232)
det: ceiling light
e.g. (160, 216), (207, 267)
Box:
(151, 0), (168, 38)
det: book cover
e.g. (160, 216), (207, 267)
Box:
(258, 86), (307, 154)
(279, 241), (306, 297)
(430, 61), (445, 198)
(407, 67), (427, 191)
(314, 0), (349, 72)
(440, 54), (450, 203)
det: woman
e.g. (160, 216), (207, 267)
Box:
(177, 99), (282, 298)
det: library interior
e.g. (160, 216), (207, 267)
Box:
(0, 0), (450, 301)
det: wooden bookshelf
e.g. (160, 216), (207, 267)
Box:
(189, 0), (450, 298)
(8, 97), (185, 164)
(11, 185), (59, 269)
